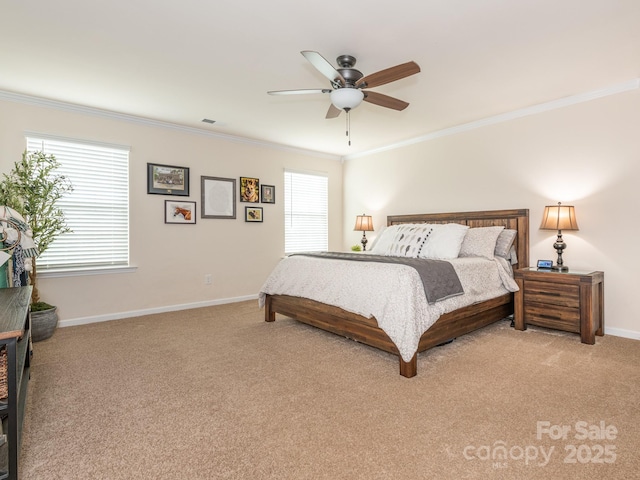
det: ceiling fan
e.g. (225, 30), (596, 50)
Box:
(268, 51), (421, 119)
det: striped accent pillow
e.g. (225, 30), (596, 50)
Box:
(385, 224), (433, 258)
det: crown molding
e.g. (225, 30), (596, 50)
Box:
(0, 89), (341, 162)
(343, 78), (640, 161)
(2, 79), (638, 164)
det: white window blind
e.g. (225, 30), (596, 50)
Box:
(284, 170), (328, 253)
(26, 135), (130, 272)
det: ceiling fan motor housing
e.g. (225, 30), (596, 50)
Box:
(336, 54), (363, 86)
(338, 68), (363, 86)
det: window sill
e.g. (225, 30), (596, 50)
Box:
(38, 266), (137, 278)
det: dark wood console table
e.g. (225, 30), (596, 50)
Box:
(0, 286), (33, 480)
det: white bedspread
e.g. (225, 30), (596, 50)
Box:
(258, 255), (518, 362)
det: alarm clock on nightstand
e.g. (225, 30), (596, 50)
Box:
(537, 259), (553, 270)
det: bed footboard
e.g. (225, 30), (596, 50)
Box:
(264, 292), (513, 378)
(264, 293), (418, 376)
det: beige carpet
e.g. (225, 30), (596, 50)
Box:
(18, 300), (640, 479)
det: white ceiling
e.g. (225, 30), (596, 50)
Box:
(1, 1), (639, 158)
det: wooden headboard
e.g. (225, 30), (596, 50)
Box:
(387, 208), (530, 270)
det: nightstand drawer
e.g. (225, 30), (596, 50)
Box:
(524, 280), (580, 308)
(524, 303), (580, 333)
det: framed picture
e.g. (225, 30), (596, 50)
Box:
(240, 177), (260, 203)
(245, 206), (263, 223)
(201, 176), (236, 219)
(147, 163), (190, 196)
(165, 200), (196, 224)
(261, 184), (275, 204)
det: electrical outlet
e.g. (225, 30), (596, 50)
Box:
(204, 274), (212, 285)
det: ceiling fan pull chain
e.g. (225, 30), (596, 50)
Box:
(346, 109), (351, 146)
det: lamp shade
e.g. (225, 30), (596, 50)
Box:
(540, 203), (579, 231)
(331, 88), (364, 111)
(353, 214), (374, 232)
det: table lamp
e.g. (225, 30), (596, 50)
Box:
(540, 202), (579, 272)
(353, 214), (374, 251)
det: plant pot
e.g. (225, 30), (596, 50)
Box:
(31, 306), (58, 342)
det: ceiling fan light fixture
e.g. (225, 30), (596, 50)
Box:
(330, 88), (364, 111)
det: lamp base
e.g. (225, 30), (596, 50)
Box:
(552, 230), (568, 273)
(360, 232), (368, 252)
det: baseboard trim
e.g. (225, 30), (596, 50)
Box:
(57, 299), (640, 341)
(605, 326), (640, 341)
(58, 294), (258, 328)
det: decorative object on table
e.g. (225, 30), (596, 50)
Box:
(245, 206), (263, 222)
(0, 214), (33, 288)
(164, 200), (196, 224)
(261, 184), (275, 204)
(147, 163), (190, 196)
(0, 250), (10, 268)
(240, 177), (260, 203)
(201, 176), (236, 219)
(0, 150), (74, 341)
(350, 244), (362, 252)
(353, 214), (374, 251)
(540, 202), (579, 272)
(536, 259), (553, 270)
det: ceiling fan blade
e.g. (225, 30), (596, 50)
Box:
(363, 91), (409, 111)
(268, 88), (331, 95)
(325, 103), (341, 119)
(356, 61), (420, 88)
(301, 51), (345, 87)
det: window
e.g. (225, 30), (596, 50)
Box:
(284, 170), (328, 254)
(26, 135), (130, 272)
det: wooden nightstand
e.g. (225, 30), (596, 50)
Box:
(513, 268), (604, 344)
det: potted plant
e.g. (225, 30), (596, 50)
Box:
(0, 150), (73, 341)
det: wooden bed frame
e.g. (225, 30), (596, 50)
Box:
(264, 209), (530, 377)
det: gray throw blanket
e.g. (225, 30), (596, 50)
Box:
(292, 252), (464, 304)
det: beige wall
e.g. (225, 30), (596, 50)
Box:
(3, 87), (638, 339)
(0, 97), (343, 323)
(343, 88), (640, 337)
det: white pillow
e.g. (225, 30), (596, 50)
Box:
(369, 225), (400, 254)
(494, 229), (517, 258)
(385, 224), (433, 258)
(459, 226), (505, 259)
(419, 223), (470, 259)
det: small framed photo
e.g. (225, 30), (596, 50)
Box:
(165, 200), (196, 224)
(261, 184), (275, 204)
(245, 206), (263, 223)
(240, 177), (260, 203)
(201, 176), (236, 219)
(148, 163), (190, 196)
